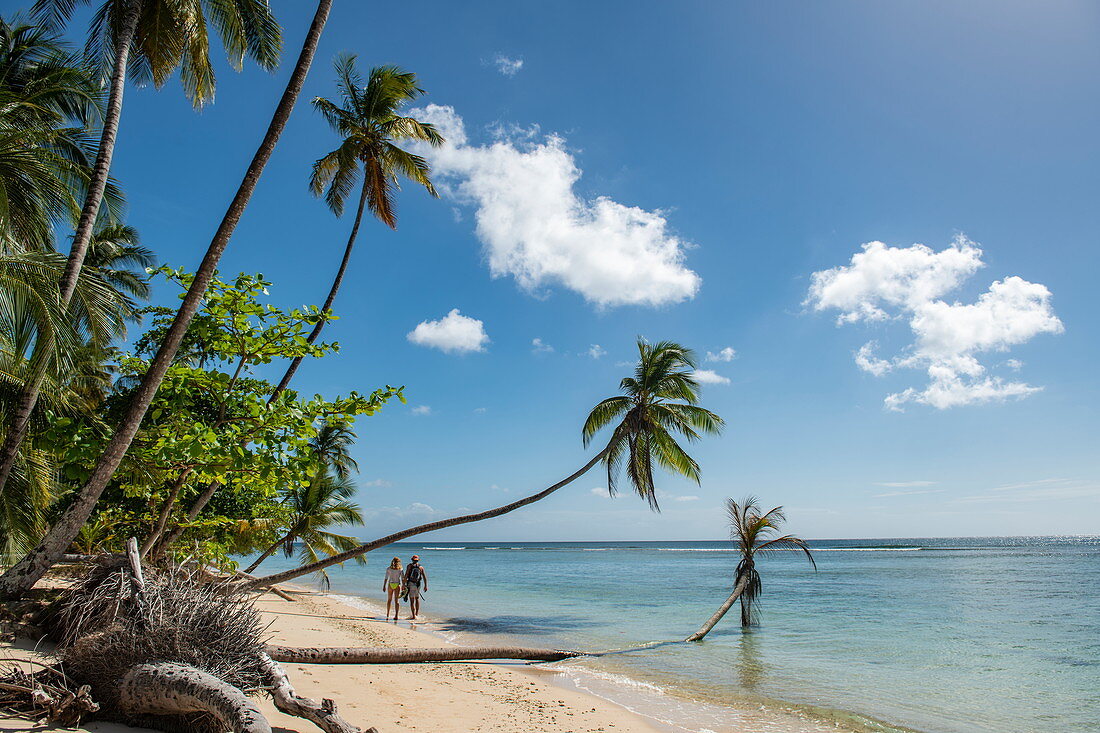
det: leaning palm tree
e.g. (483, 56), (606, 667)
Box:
(242, 471), (366, 582)
(245, 339), (725, 590)
(0, 0), (283, 500)
(271, 56), (442, 394)
(686, 496), (816, 641)
(0, 1), (335, 602)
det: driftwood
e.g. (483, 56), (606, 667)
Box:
(117, 662), (270, 733)
(0, 664), (99, 726)
(259, 653), (370, 733)
(267, 644), (585, 664)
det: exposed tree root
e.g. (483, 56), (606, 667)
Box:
(267, 644), (584, 664)
(117, 662), (270, 733)
(259, 653), (371, 733)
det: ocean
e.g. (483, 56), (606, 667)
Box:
(250, 537), (1100, 733)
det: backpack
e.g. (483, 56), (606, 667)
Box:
(406, 563), (422, 584)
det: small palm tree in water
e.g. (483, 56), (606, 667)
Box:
(687, 496), (815, 640)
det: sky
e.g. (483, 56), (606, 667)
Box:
(32, 0), (1100, 539)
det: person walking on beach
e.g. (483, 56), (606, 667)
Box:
(404, 554), (428, 619)
(383, 557), (404, 621)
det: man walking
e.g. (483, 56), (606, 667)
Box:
(404, 554), (428, 619)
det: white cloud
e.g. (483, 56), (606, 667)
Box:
(491, 54), (524, 76)
(706, 347), (737, 362)
(807, 236), (984, 324)
(692, 369), (730, 385)
(672, 495), (700, 502)
(807, 236), (1063, 410)
(531, 337), (554, 354)
(411, 405), (432, 416)
(590, 487), (615, 499)
(472, 406), (487, 414)
(407, 308), (489, 354)
(588, 344), (606, 359)
(409, 105), (701, 308)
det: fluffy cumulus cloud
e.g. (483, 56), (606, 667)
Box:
(410, 105), (701, 308)
(588, 344), (606, 359)
(807, 236), (1064, 410)
(691, 369), (730, 385)
(706, 347), (737, 362)
(407, 308), (489, 353)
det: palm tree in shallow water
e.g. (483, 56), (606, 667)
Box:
(272, 55), (443, 394)
(247, 339), (725, 589)
(687, 496), (816, 641)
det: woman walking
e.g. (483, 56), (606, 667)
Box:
(383, 557), (404, 620)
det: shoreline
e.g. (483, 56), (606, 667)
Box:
(323, 589), (910, 733)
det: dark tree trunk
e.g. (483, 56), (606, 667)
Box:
(0, 0), (335, 601)
(258, 653), (371, 733)
(0, 1), (141, 498)
(273, 177), (370, 395)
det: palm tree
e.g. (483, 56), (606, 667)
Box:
(245, 339), (725, 590)
(272, 56), (442, 395)
(0, 16), (114, 252)
(0, 0), (283, 499)
(686, 496), (816, 641)
(308, 420), (358, 480)
(241, 472), (366, 584)
(0, 0), (333, 602)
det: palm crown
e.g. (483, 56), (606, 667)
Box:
(33, 0), (283, 107)
(310, 54), (443, 224)
(583, 340), (723, 509)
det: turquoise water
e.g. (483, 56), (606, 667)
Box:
(252, 537), (1100, 732)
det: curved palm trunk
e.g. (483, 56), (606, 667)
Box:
(685, 573), (750, 642)
(243, 527), (298, 574)
(267, 645), (583, 664)
(0, 0), (335, 601)
(0, 2), (142, 498)
(273, 178), (369, 395)
(244, 445), (611, 590)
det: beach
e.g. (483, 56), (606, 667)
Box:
(1, 586), (663, 733)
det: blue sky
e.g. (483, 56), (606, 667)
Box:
(45, 1), (1100, 539)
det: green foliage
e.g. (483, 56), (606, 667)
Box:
(32, 0), (283, 108)
(50, 267), (402, 567)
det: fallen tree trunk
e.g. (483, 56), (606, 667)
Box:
(258, 653), (371, 733)
(116, 663), (270, 733)
(266, 645), (585, 664)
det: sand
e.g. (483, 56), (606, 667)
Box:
(0, 587), (661, 733)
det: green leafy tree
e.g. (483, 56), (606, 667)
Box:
(246, 339), (724, 590)
(686, 497), (816, 641)
(273, 56), (442, 393)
